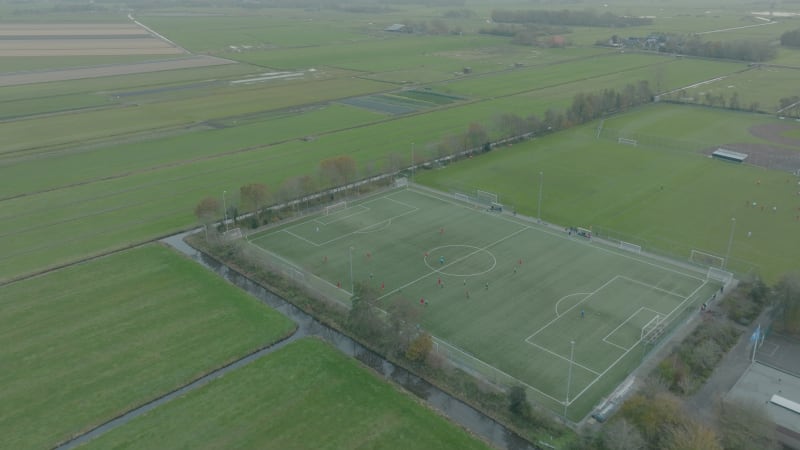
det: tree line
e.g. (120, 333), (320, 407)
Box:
(780, 28), (800, 47)
(491, 8), (652, 27)
(195, 80), (656, 232)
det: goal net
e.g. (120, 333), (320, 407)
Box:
(641, 314), (665, 343)
(223, 227), (243, 241)
(707, 267), (734, 285)
(477, 190), (498, 205)
(454, 192), (471, 203)
(618, 137), (638, 146)
(689, 249), (724, 269)
(619, 241), (642, 253)
(324, 201), (347, 215)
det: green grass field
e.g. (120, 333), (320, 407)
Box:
(420, 104), (800, 283)
(248, 187), (721, 419)
(0, 244), (295, 450)
(80, 338), (491, 450)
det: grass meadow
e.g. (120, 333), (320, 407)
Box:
(0, 244), (295, 449)
(249, 188), (721, 419)
(1, 0), (799, 444)
(80, 338), (491, 450)
(419, 104), (800, 282)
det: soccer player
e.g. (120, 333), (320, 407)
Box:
(439, 256), (445, 265)
(580, 309), (585, 319)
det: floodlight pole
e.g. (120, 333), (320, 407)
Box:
(724, 217), (735, 269)
(538, 171), (543, 223)
(411, 142), (415, 185)
(565, 340), (575, 420)
(222, 190), (228, 232)
(349, 246), (355, 294)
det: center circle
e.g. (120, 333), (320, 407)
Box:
(424, 245), (497, 277)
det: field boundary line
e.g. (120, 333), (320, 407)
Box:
(315, 204), (370, 226)
(432, 337), (569, 404)
(377, 225), (528, 301)
(568, 280), (709, 406)
(246, 242), (351, 302)
(602, 306), (664, 352)
(617, 274), (689, 299)
(526, 341), (602, 376)
(410, 186), (706, 284)
(525, 276), (621, 342)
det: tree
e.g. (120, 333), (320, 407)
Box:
(194, 196), (220, 240)
(664, 421), (722, 450)
(507, 385), (532, 418)
(239, 183), (270, 225)
(319, 156), (357, 196)
(464, 122), (488, 151)
(773, 272), (800, 334)
(405, 332), (432, 364)
(388, 299), (421, 352)
(600, 419), (646, 450)
(347, 283), (388, 346)
(716, 399), (778, 450)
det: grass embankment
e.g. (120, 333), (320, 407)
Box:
(0, 244), (295, 449)
(80, 338), (492, 450)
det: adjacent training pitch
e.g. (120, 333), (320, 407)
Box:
(250, 187), (723, 419)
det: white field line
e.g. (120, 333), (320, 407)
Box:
(617, 275), (689, 299)
(409, 187), (706, 284)
(230, 72), (304, 84)
(661, 76), (727, 97)
(432, 337), (570, 405)
(555, 293), (591, 317)
(317, 205), (371, 226)
(526, 341), (602, 376)
(283, 229), (321, 247)
(602, 306), (663, 351)
(377, 226), (528, 301)
(128, 14), (188, 53)
(567, 281), (708, 406)
(246, 242), (352, 302)
(696, 21), (777, 35)
(526, 276), (622, 343)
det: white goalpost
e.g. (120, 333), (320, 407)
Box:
(324, 201), (347, 215)
(689, 249), (725, 269)
(477, 190), (498, 205)
(707, 267), (734, 285)
(618, 137), (638, 146)
(619, 241), (642, 253)
(454, 192), (471, 203)
(641, 314), (665, 343)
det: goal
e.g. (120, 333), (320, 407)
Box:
(454, 192), (471, 203)
(477, 190), (498, 205)
(618, 137), (638, 146)
(619, 241), (642, 253)
(689, 249), (724, 269)
(324, 201), (347, 215)
(707, 267), (734, 285)
(641, 314), (665, 343)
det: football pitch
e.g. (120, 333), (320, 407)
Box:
(249, 187), (724, 419)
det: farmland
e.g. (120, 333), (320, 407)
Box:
(0, 244), (295, 449)
(81, 338), (492, 450)
(2, 0), (799, 445)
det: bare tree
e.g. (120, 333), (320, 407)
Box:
(239, 183), (270, 225)
(774, 272), (800, 334)
(600, 419), (646, 450)
(194, 196), (220, 240)
(716, 399), (779, 450)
